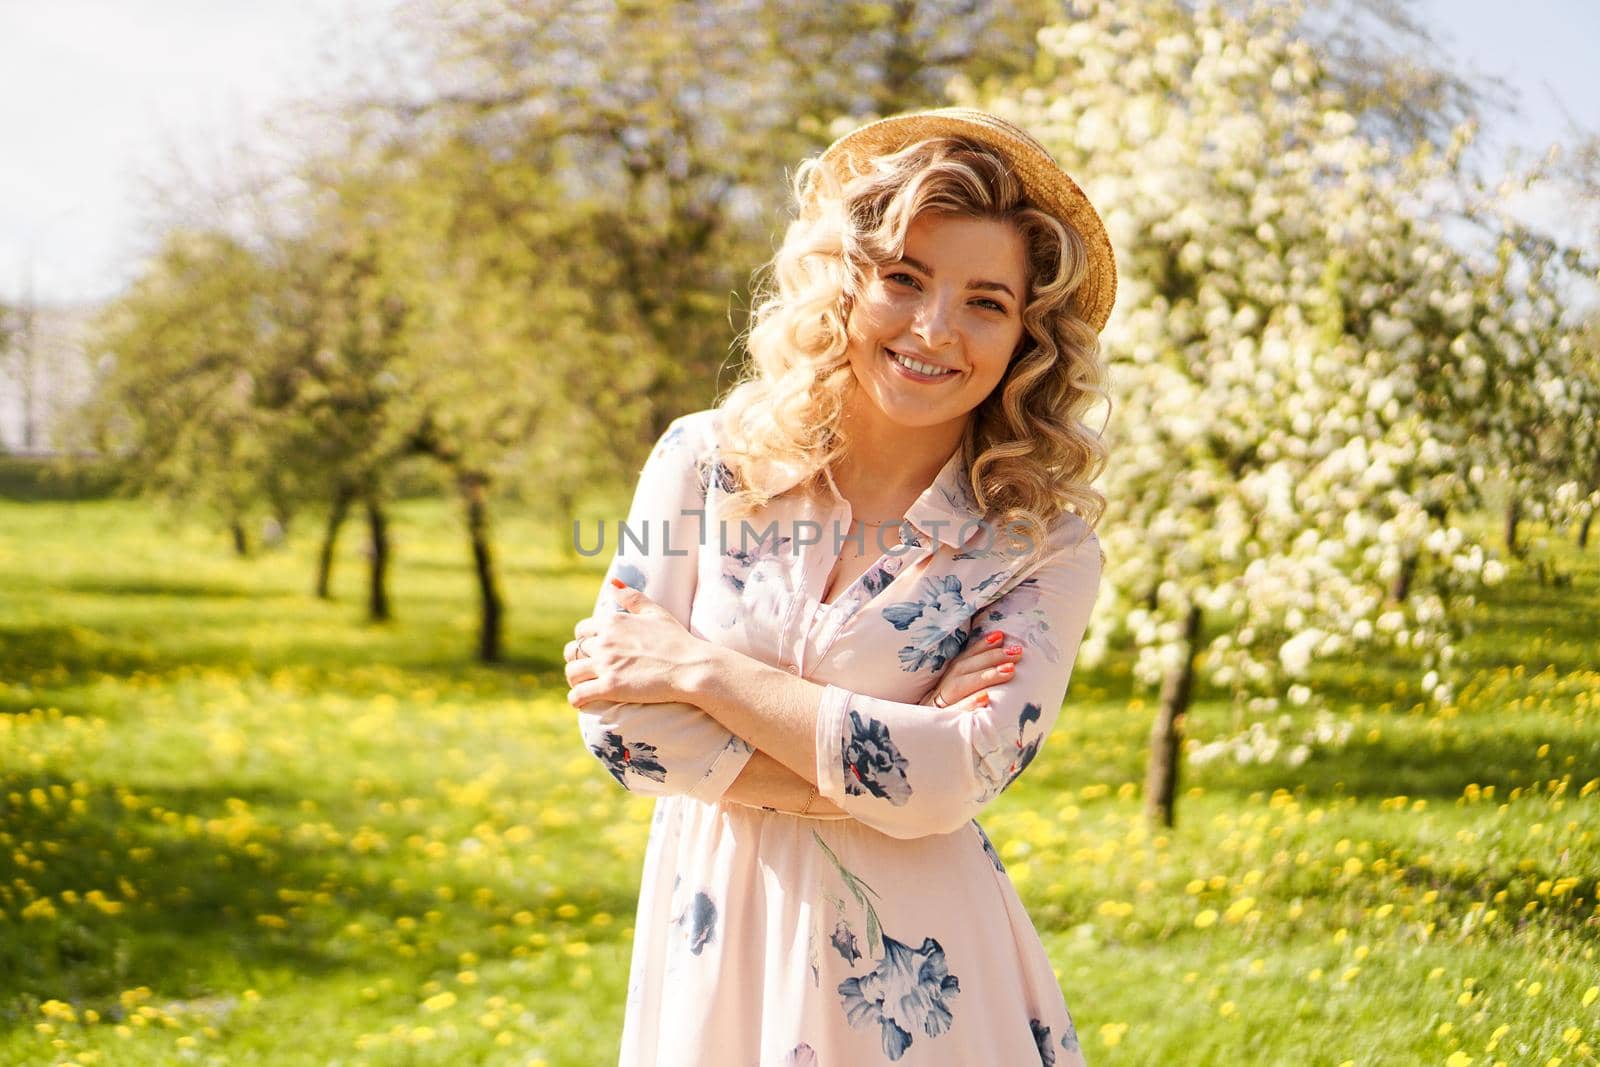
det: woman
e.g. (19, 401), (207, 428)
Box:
(565, 107), (1114, 1066)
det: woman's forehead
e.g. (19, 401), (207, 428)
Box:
(898, 213), (1029, 285)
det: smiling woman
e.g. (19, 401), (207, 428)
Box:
(846, 212), (1028, 416)
(564, 107), (1116, 1066)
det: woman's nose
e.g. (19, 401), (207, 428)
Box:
(912, 294), (957, 349)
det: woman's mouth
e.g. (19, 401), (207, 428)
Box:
(884, 347), (958, 382)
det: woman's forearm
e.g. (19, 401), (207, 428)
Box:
(677, 643), (826, 784)
(722, 749), (846, 816)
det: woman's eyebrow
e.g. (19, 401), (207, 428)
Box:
(898, 255), (1016, 300)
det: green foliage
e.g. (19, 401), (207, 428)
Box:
(0, 457), (119, 501)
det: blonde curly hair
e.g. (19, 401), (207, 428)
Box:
(714, 136), (1110, 560)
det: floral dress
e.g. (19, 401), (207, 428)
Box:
(578, 408), (1104, 1066)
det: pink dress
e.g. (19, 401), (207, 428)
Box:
(578, 408), (1103, 1066)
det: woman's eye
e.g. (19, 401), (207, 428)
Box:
(974, 298), (1007, 313)
(885, 271), (920, 288)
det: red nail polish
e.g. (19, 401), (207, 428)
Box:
(976, 691), (990, 707)
(609, 577), (626, 588)
(1005, 645), (1023, 656)
(984, 631), (1004, 645)
(998, 663), (1015, 675)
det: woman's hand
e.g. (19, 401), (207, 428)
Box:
(929, 628), (1023, 710)
(565, 580), (704, 709)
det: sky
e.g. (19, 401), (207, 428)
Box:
(1, 0), (1598, 308)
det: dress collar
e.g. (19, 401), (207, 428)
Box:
(769, 446), (985, 551)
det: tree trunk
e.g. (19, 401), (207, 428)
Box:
(462, 474), (504, 663)
(365, 495), (391, 622)
(1579, 510), (1593, 550)
(230, 519), (250, 558)
(1389, 552), (1417, 603)
(1504, 498), (1520, 556)
(315, 485), (355, 599)
(1144, 602), (1204, 828)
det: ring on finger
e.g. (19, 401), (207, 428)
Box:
(577, 637), (589, 659)
(933, 692), (948, 708)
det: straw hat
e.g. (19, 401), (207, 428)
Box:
(817, 107), (1117, 334)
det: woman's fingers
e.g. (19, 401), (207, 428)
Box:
(564, 658), (596, 687)
(934, 632), (1024, 707)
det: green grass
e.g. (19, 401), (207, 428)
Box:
(1, 497), (1596, 1066)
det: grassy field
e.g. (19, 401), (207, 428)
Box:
(1, 495), (1596, 1066)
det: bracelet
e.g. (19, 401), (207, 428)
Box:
(797, 784), (818, 816)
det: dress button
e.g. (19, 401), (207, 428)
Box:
(787, 664), (801, 675)
(885, 557), (902, 574)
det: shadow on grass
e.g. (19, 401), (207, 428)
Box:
(1458, 572), (1600, 677)
(60, 576), (268, 600)
(0, 770), (632, 1018)
(1196, 723), (1562, 801)
(0, 623), (162, 683)
(0, 609), (573, 700)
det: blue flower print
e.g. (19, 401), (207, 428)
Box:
(698, 456), (738, 495)
(978, 577), (1062, 663)
(1032, 1019), (1055, 1066)
(721, 531), (792, 593)
(591, 731), (668, 789)
(608, 559), (646, 607)
(974, 822), (1004, 873)
(880, 575), (971, 673)
(837, 934), (961, 1061)
(859, 561), (895, 599)
(831, 920), (862, 964)
(1009, 703), (1044, 785)
(973, 703), (1045, 802)
(970, 568), (1012, 596)
(841, 709), (913, 806)
(1061, 1009), (1081, 1054)
(654, 422), (687, 454)
(673, 890), (717, 956)
(755, 1043), (812, 1067)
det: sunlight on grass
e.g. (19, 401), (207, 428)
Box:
(1, 499), (1596, 1065)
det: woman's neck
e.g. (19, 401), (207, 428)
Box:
(829, 399), (967, 515)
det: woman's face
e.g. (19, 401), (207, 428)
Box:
(843, 211), (1030, 434)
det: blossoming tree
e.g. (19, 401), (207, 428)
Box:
(961, 0), (1595, 823)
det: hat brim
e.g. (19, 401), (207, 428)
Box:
(818, 107), (1117, 334)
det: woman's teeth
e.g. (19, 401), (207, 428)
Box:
(886, 348), (955, 379)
